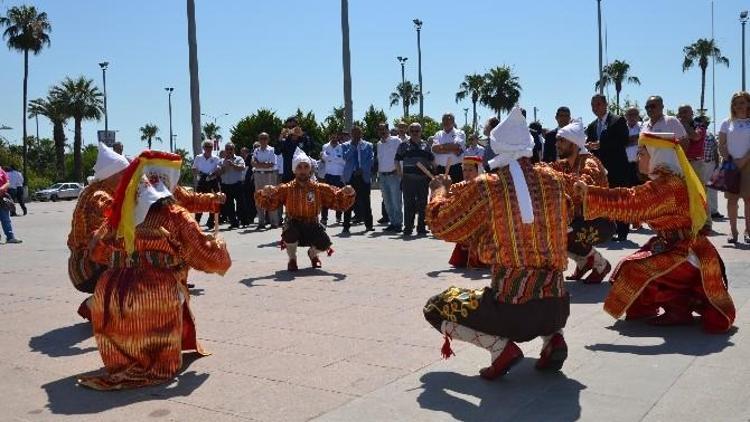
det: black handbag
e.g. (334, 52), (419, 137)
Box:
(0, 193), (16, 213)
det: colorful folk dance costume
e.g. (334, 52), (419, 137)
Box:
(579, 132), (735, 332)
(547, 119), (615, 283)
(77, 151), (231, 390)
(255, 149), (355, 271)
(424, 108), (571, 379)
(68, 144), (224, 321)
(447, 156), (489, 269)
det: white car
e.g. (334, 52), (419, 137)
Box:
(34, 182), (84, 202)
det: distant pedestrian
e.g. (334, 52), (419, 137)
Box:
(6, 165), (26, 216)
(342, 125), (374, 233)
(395, 122), (434, 236)
(0, 166), (21, 243)
(252, 133), (280, 229)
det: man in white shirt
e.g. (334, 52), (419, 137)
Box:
(432, 113), (466, 183)
(321, 132), (346, 225)
(252, 132), (280, 229)
(377, 123), (403, 232)
(625, 107), (643, 189)
(642, 96), (687, 141)
(463, 134), (485, 159)
(6, 165), (26, 216)
(192, 140), (222, 229)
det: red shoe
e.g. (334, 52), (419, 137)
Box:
(583, 261), (611, 284)
(77, 298), (92, 321)
(479, 341), (523, 381)
(535, 333), (568, 371)
(287, 259), (298, 272)
(310, 256), (322, 268)
(567, 255), (593, 280)
(647, 312), (694, 326)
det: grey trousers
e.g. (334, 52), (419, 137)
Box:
(254, 171), (280, 226)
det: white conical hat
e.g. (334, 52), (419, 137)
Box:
(291, 147), (312, 171)
(92, 142), (130, 181)
(556, 118), (589, 154)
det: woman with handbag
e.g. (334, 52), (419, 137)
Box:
(718, 91), (750, 243)
(0, 166), (22, 244)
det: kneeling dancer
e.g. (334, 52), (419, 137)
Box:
(424, 107), (572, 380)
(78, 151), (231, 390)
(575, 132), (735, 332)
(256, 149), (355, 271)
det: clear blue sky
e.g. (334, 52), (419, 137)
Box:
(0, 0), (744, 156)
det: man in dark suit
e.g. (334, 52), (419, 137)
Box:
(341, 125), (374, 234)
(585, 94), (632, 241)
(542, 106), (571, 163)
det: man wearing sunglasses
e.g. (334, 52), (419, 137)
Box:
(395, 123), (435, 236)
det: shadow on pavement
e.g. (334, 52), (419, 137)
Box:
(29, 322), (96, 357)
(585, 320), (737, 356)
(426, 268), (491, 281)
(565, 281), (610, 304)
(239, 269), (347, 287)
(42, 366), (208, 415)
(256, 240), (282, 249)
(417, 368), (584, 421)
(602, 240), (641, 250)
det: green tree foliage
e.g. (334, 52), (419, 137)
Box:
(362, 105), (387, 142)
(455, 73), (485, 132)
(293, 108), (325, 155)
(139, 123), (161, 149)
(174, 147), (194, 185)
(322, 106), (346, 141)
(0, 4), (51, 184)
(201, 122), (221, 141)
(52, 76), (104, 182)
(28, 93), (68, 179)
(397, 115), (440, 139)
(230, 108), (283, 149)
(480, 66), (521, 117)
(682, 38), (729, 113)
(389, 81), (419, 117)
(595, 60), (641, 114)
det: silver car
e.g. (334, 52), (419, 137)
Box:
(34, 182), (84, 202)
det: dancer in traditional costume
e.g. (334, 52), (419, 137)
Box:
(546, 119), (615, 283)
(447, 156), (489, 269)
(77, 151), (231, 390)
(575, 132), (735, 332)
(424, 107), (572, 379)
(68, 144), (224, 321)
(255, 149), (355, 271)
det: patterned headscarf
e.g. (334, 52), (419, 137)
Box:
(639, 132), (707, 235)
(106, 151), (182, 254)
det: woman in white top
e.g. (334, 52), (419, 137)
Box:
(719, 91), (750, 243)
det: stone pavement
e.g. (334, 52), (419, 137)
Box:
(0, 192), (748, 421)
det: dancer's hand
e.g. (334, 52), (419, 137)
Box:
(429, 174), (451, 191)
(342, 185), (355, 196)
(215, 193), (226, 204)
(573, 180), (588, 196)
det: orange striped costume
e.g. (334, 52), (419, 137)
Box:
(68, 184), (220, 293)
(255, 179), (354, 221)
(583, 171), (735, 332)
(548, 153), (608, 209)
(424, 158), (571, 342)
(77, 202), (230, 390)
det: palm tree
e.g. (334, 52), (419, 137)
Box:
(187, 0), (202, 156)
(341, 0), (353, 132)
(28, 94), (67, 179)
(202, 122), (221, 141)
(389, 81), (420, 118)
(480, 66), (521, 117)
(594, 60), (641, 114)
(52, 76), (103, 182)
(0, 5), (51, 184)
(455, 73), (485, 132)
(682, 38), (729, 113)
(139, 124), (161, 149)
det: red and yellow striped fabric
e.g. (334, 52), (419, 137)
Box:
(78, 202), (231, 391)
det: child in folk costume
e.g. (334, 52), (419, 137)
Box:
(256, 149), (355, 271)
(447, 156), (490, 269)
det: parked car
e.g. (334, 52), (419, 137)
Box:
(34, 182), (84, 202)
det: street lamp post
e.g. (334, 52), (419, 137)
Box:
(742, 11), (749, 91)
(413, 19), (424, 119)
(165, 87), (174, 152)
(397, 56), (408, 117)
(597, 0), (604, 95)
(99, 61), (109, 134)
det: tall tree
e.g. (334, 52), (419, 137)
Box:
(480, 66), (521, 117)
(389, 81), (420, 118)
(52, 76), (103, 182)
(139, 124), (161, 150)
(340, 0), (353, 131)
(28, 94), (67, 179)
(201, 122), (221, 142)
(455, 73), (485, 132)
(322, 106), (346, 140)
(362, 105), (387, 142)
(187, 0), (202, 155)
(594, 59), (641, 114)
(0, 5), (51, 185)
(682, 38), (729, 113)
(230, 108), (283, 149)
